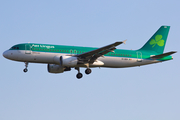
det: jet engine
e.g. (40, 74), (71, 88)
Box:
(47, 64), (71, 73)
(54, 56), (78, 67)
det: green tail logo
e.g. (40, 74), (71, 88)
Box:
(140, 26), (170, 53)
(149, 35), (164, 47)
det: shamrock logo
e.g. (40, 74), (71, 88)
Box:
(149, 35), (164, 47)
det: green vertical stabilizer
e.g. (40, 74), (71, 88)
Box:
(139, 26), (170, 53)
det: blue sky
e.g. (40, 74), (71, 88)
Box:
(0, 0), (180, 120)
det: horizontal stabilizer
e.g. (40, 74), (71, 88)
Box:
(150, 51), (177, 59)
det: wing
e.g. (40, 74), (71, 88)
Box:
(75, 40), (126, 64)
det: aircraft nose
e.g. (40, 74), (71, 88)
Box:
(3, 50), (9, 58)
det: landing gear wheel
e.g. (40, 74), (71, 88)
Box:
(23, 62), (29, 73)
(85, 68), (92, 75)
(23, 68), (28, 73)
(76, 73), (83, 79)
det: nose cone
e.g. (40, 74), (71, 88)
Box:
(3, 50), (9, 59)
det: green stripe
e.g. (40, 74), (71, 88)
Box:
(9, 43), (172, 61)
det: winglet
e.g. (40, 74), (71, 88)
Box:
(123, 40), (127, 44)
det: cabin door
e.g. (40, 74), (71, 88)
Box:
(137, 52), (142, 62)
(25, 44), (32, 54)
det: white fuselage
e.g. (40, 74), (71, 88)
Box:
(3, 50), (160, 68)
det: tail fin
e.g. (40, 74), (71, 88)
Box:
(139, 26), (170, 53)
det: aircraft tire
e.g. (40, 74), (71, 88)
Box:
(23, 68), (28, 73)
(76, 73), (83, 79)
(85, 68), (91, 74)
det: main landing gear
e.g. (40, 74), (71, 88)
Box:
(75, 67), (83, 79)
(84, 63), (92, 75)
(76, 73), (83, 79)
(75, 67), (92, 79)
(23, 62), (28, 73)
(85, 68), (91, 74)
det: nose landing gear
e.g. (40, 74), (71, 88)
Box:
(23, 62), (28, 73)
(23, 68), (28, 72)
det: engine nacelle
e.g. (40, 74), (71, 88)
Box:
(47, 64), (71, 73)
(54, 55), (78, 67)
(61, 56), (78, 66)
(47, 64), (64, 73)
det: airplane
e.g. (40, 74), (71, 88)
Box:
(3, 26), (176, 79)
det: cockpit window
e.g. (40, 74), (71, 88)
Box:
(11, 46), (19, 50)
